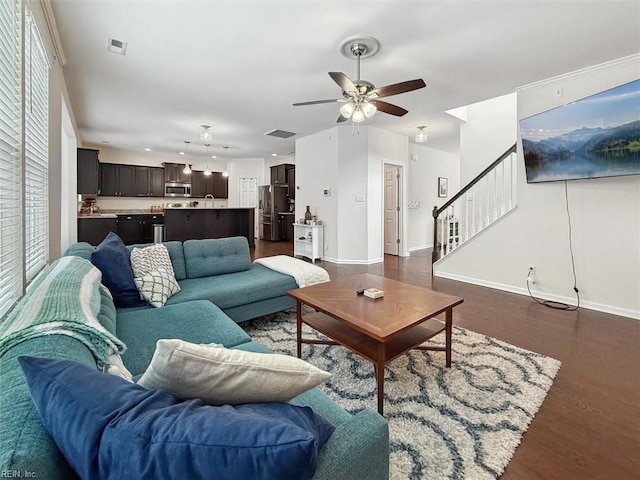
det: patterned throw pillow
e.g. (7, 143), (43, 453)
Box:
(130, 244), (175, 278)
(134, 268), (180, 308)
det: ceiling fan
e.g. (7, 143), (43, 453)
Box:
(293, 36), (426, 123)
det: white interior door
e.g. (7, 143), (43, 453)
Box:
(239, 177), (258, 237)
(384, 165), (399, 255)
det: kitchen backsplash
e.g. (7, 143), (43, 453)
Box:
(94, 196), (229, 211)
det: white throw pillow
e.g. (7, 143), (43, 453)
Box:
(137, 339), (331, 405)
(130, 244), (175, 278)
(134, 268), (180, 308)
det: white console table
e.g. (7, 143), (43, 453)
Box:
(293, 223), (324, 263)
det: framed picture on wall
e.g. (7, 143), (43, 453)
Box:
(438, 177), (448, 198)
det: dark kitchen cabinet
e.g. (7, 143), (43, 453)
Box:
(270, 164), (286, 185)
(116, 214), (164, 245)
(100, 164), (163, 197)
(163, 163), (191, 183)
(133, 166), (164, 197)
(77, 148), (100, 195)
(270, 163), (294, 185)
(100, 164), (135, 196)
(278, 214), (294, 241)
(212, 172), (228, 198)
(133, 167), (150, 196)
(149, 167), (164, 197)
(116, 215), (144, 245)
(286, 167), (295, 199)
(77, 217), (117, 246)
(191, 171), (228, 198)
(191, 171), (208, 198)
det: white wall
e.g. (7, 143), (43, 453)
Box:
(459, 93), (518, 185)
(296, 125), (409, 263)
(407, 144), (460, 251)
(436, 55), (640, 319)
(295, 128), (339, 260)
(368, 127), (409, 259)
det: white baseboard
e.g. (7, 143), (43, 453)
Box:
(322, 256), (384, 265)
(434, 271), (640, 320)
(409, 244), (432, 252)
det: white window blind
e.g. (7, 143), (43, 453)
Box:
(0, 0), (22, 318)
(24, 8), (48, 281)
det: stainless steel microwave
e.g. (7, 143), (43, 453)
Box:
(164, 182), (191, 197)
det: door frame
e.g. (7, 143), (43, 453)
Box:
(382, 161), (405, 257)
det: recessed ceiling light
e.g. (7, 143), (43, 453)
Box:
(272, 153), (277, 157)
(102, 140), (109, 144)
(211, 155), (217, 158)
(144, 148), (151, 151)
(179, 152), (185, 155)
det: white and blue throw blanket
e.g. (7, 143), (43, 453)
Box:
(0, 256), (126, 366)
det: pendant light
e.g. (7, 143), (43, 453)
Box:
(415, 126), (428, 143)
(222, 146), (230, 177)
(182, 140), (192, 174)
(204, 144), (212, 176)
(200, 125), (213, 142)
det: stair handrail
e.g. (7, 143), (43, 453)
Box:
(432, 143), (517, 262)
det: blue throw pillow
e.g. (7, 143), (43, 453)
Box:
(91, 231), (146, 307)
(18, 356), (335, 480)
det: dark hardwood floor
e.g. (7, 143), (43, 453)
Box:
(252, 239), (640, 480)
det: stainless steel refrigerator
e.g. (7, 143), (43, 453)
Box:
(258, 185), (289, 241)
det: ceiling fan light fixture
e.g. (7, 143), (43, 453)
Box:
(339, 103), (354, 119)
(415, 126), (428, 143)
(352, 107), (366, 123)
(362, 101), (377, 118)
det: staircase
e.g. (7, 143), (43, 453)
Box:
(432, 144), (517, 263)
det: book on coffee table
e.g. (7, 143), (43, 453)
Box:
(364, 288), (384, 299)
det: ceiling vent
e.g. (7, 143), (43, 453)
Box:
(107, 37), (127, 55)
(264, 129), (296, 139)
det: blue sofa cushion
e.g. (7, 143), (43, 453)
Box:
(91, 232), (146, 308)
(18, 356), (335, 480)
(167, 263), (298, 310)
(183, 237), (251, 278)
(116, 300), (251, 376)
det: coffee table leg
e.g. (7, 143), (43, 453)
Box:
(376, 344), (385, 415)
(296, 300), (302, 359)
(445, 307), (452, 367)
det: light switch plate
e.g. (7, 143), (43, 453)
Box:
(323, 188), (331, 196)
(355, 194), (366, 202)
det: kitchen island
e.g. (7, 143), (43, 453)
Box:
(163, 207), (255, 247)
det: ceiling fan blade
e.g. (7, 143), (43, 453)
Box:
(370, 100), (408, 117)
(293, 99), (341, 106)
(329, 72), (358, 96)
(369, 79), (426, 98)
(336, 114), (348, 123)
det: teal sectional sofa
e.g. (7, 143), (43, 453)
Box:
(0, 236), (389, 479)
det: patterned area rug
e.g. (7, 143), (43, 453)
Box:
(243, 309), (561, 480)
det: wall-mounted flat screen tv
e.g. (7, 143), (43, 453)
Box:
(520, 79), (640, 183)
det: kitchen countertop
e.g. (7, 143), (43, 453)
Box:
(77, 213), (118, 219)
(163, 207), (253, 210)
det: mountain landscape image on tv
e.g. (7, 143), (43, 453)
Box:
(520, 79), (640, 183)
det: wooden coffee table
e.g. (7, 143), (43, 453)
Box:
(288, 273), (463, 415)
